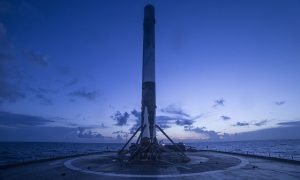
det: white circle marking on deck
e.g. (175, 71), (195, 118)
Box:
(64, 155), (249, 178)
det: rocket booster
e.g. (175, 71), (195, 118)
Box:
(141, 4), (156, 143)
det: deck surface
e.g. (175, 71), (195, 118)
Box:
(0, 151), (299, 180)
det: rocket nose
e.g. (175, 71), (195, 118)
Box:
(144, 4), (155, 19)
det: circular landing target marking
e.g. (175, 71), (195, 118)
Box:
(64, 152), (248, 178)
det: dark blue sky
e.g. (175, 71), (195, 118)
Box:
(0, 0), (300, 142)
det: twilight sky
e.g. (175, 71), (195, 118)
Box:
(0, 0), (300, 142)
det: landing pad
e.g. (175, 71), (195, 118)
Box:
(64, 152), (247, 178)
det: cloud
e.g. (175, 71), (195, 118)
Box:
(112, 130), (129, 139)
(131, 109), (140, 119)
(111, 111), (130, 126)
(23, 49), (48, 66)
(159, 104), (202, 127)
(223, 125), (300, 141)
(156, 115), (198, 128)
(277, 121), (300, 127)
(254, 120), (268, 126)
(129, 121), (140, 134)
(100, 123), (107, 128)
(175, 119), (193, 126)
(129, 109), (141, 133)
(275, 100), (286, 106)
(233, 122), (249, 126)
(77, 127), (104, 138)
(69, 89), (99, 101)
(0, 112), (116, 142)
(220, 115), (231, 121)
(184, 126), (221, 141)
(160, 104), (190, 117)
(128, 113), (174, 133)
(115, 134), (124, 142)
(0, 111), (54, 127)
(129, 109), (175, 132)
(175, 114), (202, 126)
(232, 120), (268, 127)
(0, 124), (115, 142)
(213, 98), (225, 108)
(159, 104), (201, 128)
(129, 106), (202, 133)
(155, 116), (173, 129)
(158, 124), (171, 129)
(0, 126), (77, 142)
(112, 130), (127, 134)
(156, 115), (175, 125)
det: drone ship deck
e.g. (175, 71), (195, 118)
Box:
(1, 150), (299, 180)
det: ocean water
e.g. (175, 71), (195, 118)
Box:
(0, 142), (122, 166)
(0, 139), (299, 165)
(187, 139), (300, 161)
